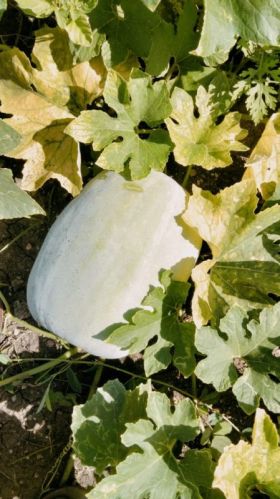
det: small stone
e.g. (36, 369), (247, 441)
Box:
(25, 243), (32, 251)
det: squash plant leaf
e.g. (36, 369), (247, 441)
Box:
(0, 28), (105, 195)
(165, 86), (247, 170)
(195, 0), (280, 64)
(245, 112), (280, 200)
(87, 390), (215, 499)
(195, 303), (280, 414)
(0, 119), (21, 155)
(90, 0), (198, 75)
(213, 409), (280, 498)
(102, 270), (196, 377)
(184, 180), (280, 326)
(0, 169), (45, 219)
(31, 27), (106, 112)
(71, 379), (150, 474)
(66, 69), (172, 179)
(16, 0), (97, 46)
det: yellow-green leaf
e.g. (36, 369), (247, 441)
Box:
(245, 113), (280, 200)
(32, 27), (106, 112)
(214, 409), (280, 498)
(0, 79), (82, 196)
(165, 86), (248, 170)
(184, 180), (280, 326)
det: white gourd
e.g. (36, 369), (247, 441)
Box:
(27, 171), (201, 358)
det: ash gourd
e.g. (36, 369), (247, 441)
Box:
(27, 171), (201, 358)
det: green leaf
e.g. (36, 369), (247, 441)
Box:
(214, 409), (280, 498)
(0, 169), (45, 219)
(71, 379), (149, 473)
(165, 86), (247, 170)
(66, 70), (172, 179)
(184, 180), (280, 326)
(101, 271), (196, 377)
(90, 0), (198, 75)
(195, 303), (280, 414)
(87, 391), (213, 498)
(0, 119), (21, 155)
(195, 0), (280, 64)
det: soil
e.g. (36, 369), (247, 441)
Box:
(0, 182), (101, 498)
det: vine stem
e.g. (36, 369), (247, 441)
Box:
(182, 165), (193, 189)
(0, 348), (78, 387)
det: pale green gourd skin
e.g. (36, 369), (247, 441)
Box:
(27, 171), (201, 358)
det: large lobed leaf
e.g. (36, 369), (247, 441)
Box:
(103, 271), (196, 377)
(66, 69), (172, 179)
(195, 303), (280, 414)
(0, 28), (105, 195)
(184, 180), (280, 326)
(90, 0), (198, 75)
(165, 86), (247, 170)
(78, 383), (215, 498)
(214, 409), (280, 498)
(195, 0), (280, 64)
(72, 379), (149, 473)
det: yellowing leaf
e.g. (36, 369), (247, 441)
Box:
(19, 120), (82, 195)
(214, 409), (280, 498)
(0, 27), (105, 194)
(32, 27), (106, 111)
(0, 79), (82, 196)
(0, 47), (32, 88)
(183, 181), (257, 259)
(184, 180), (280, 327)
(245, 113), (280, 199)
(165, 86), (248, 170)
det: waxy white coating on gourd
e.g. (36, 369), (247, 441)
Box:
(27, 171), (201, 358)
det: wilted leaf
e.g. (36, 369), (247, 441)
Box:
(0, 119), (21, 155)
(0, 79), (82, 196)
(195, 0), (280, 64)
(103, 271), (196, 377)
(66, 70), (172, 179)
(165, 86), (247, 170)
(214, 409), (280, 498)
(0, 169), (45, 219)
(245, 113), (280, 199)
(32, 27), (106, 112)
(184, 181), (257, 259)
(184, 180), (280, 326)
(72, 380), (149, 473)
(195, 303), (280, 414)
(88, 391), (213, 499)
(0, 27), (105, 194)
